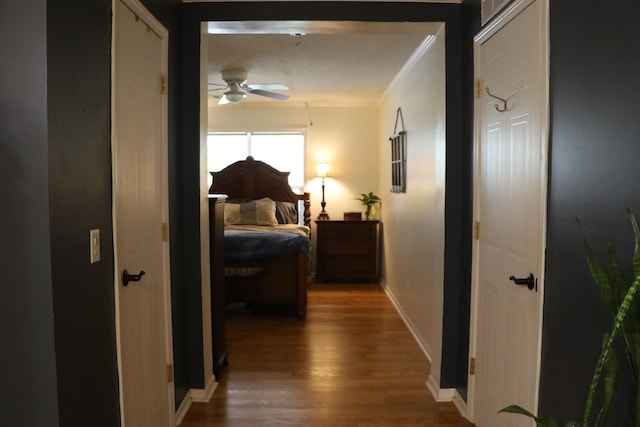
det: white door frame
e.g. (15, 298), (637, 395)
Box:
(467, 0), (550, 422)
(111, 0), (174, 425)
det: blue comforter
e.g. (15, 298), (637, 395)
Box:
(224, 230), (310, 266)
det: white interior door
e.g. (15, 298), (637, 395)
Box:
(469, 0), (548, 426)
(113, 1), (173, 426)
(482, 0), (511, 25)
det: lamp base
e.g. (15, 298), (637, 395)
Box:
(317, 211), (330, 221)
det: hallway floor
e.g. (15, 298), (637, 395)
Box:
(179, 283), (474, 427)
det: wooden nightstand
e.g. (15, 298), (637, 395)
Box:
(315, 220), (380, 283)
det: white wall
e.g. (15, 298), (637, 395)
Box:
(378, 27), (447, 391)
(208, 104), (380, 262)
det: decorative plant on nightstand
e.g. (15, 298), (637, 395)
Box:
(354, 192), (381, 220)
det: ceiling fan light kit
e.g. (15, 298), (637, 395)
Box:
(209, 69), (289, 105)
(224, 92), (247, 103)
(224, 83), (248, 103)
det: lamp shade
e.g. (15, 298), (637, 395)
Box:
(316, 161), (332, 178)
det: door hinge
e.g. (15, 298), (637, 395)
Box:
(473, 221), (480, 240)
(469, 357), (476, 375)
(161, 222), (169, 242)
(475, 79), (482, 99)
(161, 74), (167, 95)
(167, 364), (174, 383)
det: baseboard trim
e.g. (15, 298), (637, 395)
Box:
(175, 393), (192, 426)
(175, 375), (218, 425)
(426, 374), (455, 402)
(380, 280), (471, 422)
(379, 280), (432, 363)
(190, 374), (218, 403)
(452, 389), (471, 421)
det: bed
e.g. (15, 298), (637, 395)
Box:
(209, 156), (311, 318)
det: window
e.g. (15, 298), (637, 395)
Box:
(207, 132), (305, 193)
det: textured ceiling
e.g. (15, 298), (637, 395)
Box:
(206, 21), (443, 107)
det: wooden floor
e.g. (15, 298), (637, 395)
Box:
(180, 283), (474, 427)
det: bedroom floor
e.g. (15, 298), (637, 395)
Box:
(179, 282), (474, 427)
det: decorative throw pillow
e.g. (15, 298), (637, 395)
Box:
(225, 198), (251, 204)
(275, 201), (298, 224)
(225, 197), (277, 226)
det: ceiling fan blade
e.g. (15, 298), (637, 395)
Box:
(246, 83), (289, 91)
(247, 89), (289, 101)
(208, 83), (228, 91)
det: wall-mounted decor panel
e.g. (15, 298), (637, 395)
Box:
(390, 107), (407, 193)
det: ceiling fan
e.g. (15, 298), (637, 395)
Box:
(208, 70), (289, 105)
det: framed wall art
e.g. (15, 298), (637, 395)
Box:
(390, 107), (407, 193)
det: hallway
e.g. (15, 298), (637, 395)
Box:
(180, 283), (474, 426)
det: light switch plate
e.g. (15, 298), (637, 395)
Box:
(90, 229), (101, 264)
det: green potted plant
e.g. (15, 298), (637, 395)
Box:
(354, 192), (381, 220)
(500, 210), (640, 427)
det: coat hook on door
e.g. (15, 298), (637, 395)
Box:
(485, 87), (508, 112)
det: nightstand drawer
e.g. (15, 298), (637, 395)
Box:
(315, 220), (380, 283)
(323, 240), (369, 256)
(322, 226), (371, 241)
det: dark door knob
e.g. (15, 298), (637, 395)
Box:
(509, 273), (536, 291)
(122, 269), (145, 287)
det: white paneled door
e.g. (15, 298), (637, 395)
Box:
(113, 1), (173, 426)
(470, 0), (548, 426)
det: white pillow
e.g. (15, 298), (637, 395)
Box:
(225, 197), (277, 226)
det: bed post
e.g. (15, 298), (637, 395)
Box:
(303, 192), (311, 228)
(296, 252), (308, 319)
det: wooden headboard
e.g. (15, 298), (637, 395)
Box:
(209, 156), (311, 227)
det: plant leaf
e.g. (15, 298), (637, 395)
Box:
(584, 274), (640, 427)
(594, 332), (619, 427)
(607, 244), (638, 375)
(354, 192), (381, 206)
(624, 212), (640, 388)
(499, 405), (538, 419)
(578, 217), (616, 314)
(606, 216), (640, 387)
(629, 210), (640, 278)
(498, 406), (578, 427)
(607, 244), (627, 309)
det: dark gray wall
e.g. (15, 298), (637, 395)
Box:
(48, 1), (120, 425)
(539, 0), (640, 423)
(1, 0), (184, 425)
(449, 0), (481, 401)
(0, 1), (60, 425)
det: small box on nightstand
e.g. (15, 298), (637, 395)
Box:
(343, 212), (362, 221)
